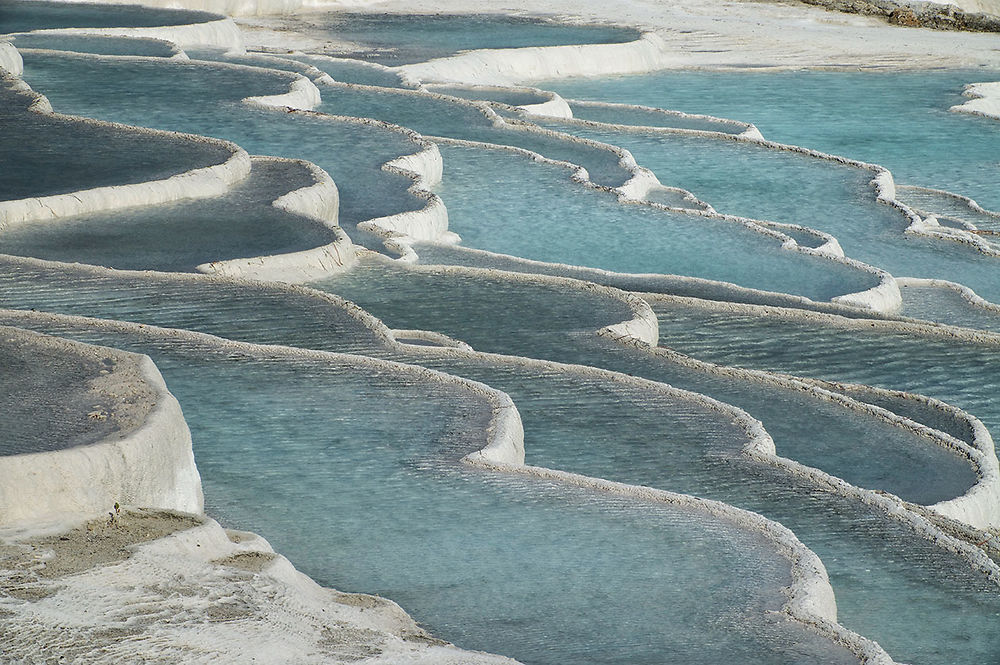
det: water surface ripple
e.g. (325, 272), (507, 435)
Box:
(4, 14), (1000, 665)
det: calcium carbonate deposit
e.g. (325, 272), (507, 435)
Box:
(2, 0), (1000, 663)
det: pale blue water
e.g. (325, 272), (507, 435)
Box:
(896, 186), (1000, 241)
(17, 51), (425, 242)
(651, 303), (1000, 436)
(316, 82), (633, 188)
(898, 187), (999, 222)
(539, 121), (1000, 304)
(184, 48), (324, 80)
(0, 255), (973, 504)
(433, 143), (878, 302)
(9, 33), (177, 56)
(430, 85), (552, 107)
(316, 262), (976, 505)
(0, 0), (219, 32)
(0, 315), (856, 665)
(301, 13), (640, 65)
(6, 11), (1000, 665)
(308, 263), (1000, 665)
(287, 54), (410, 88)
(542, 70), (1000, 210)
(0, 256), (389, 355)
(643, 187), (710, 210)
(0, 158), (337, 271)
(567, 102), (748, 134)
(900, 283), (1000, 332)
(2, 255), (995, 664)
(0, 76), (231, 201)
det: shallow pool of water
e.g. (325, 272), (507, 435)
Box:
(542, 69), (1000, 210)
(433, 143), (878, 302)
(18, 51), (425, 239)
(8, 33), (177, 56)
(542, 121), (1000, 304)
(4, 252), (996, 665)
(317, 82), (632, 188)
(652, 302), (1000, 437)
(8, 18), (1000, 665)
(316, 261), (977, 506)
(900, 283), (1000, 332)
(0, 76), (231, 202)
(567, 102), (748, 134)
(0, 158), (337, 271)
(301, 12), (640, 65)
(0, 0), (218, 33)
(0, 316), (855, 665)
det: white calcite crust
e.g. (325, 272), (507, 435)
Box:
(244, 73), (322, 110)
(24, 16), (246, 52)
(0, 312), (525, 663)
(0, 41), (23, 75)
(0, 75), (253, 230)
(398, 32), (668, 86)
(0, 327), (203, 526)
(0, 511), (520, 664)
(197, 156), (358, 282)
(0, 304), (896, 664)
(4, 4), (1000, 663)
(952, 81), (1000, 120)
(648, 294), (1000, 534)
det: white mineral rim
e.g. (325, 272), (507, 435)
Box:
(0, 326), (203, 526)
(0, 41), (24, 75)
(951, 81), (1000, 120)
(0, 72), (253, 229)
(644, 294), (1000, 535)
(396, 31), (669, 86)
(196, 156), (359, 282)
(0, 305), (893, 665)
(20, 14), (246, 53)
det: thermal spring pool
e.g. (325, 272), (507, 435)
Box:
(0, 157), (339, 271)
(16, 50), (428, 239)
(428, 142), (880, 304)
(0, 0), (220, 33)
(284, 12), (641, 65)
(536, 120), (1000, 306)
(0, 312), (862, 665)
(542, 69), (1000, 211)
(4, 7), (1000, 665)
(1, 253), (994, 664)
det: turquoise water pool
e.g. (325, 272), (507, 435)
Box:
(7, 33), (178, 56)
(2, 256), (994, 665)
(542, 69), (1000, 210)
(5, 10), (1000, 665)
(540, 121), (1000, 305)
(316, 82), (633, 188)
(298, 12), (640, 65)
(651, 302), (1000, 435)
(17, 51), (427, 246)
(0, 0), (219, 33)
(0, 75), (232, 202)
(432, 142), (879, 302)
(900, 283), (1000, 332)
(0, 158), (337, 271)
(0, 314), (859, 665)
(287, 53), (410, 87)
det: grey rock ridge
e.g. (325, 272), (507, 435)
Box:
(796, 0), (1000, 31)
